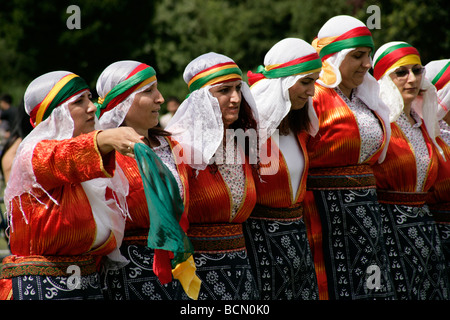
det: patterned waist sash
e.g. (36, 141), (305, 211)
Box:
(250, 204), (303, 221)
(307, 164), (376, 190)
(377, 190), (428, 207)
(187, 223), (246, 253)
(0, 255), (97, 279)
(426, 202), (450, 222)
(122, 229), (149, 246)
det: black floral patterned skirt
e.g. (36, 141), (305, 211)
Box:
(101, 242), (185, 300)
(381, 202), (449, 300)
(186, 223), (260, 300)
(307, 165), (395, 300)
(429, 203), (450, 299)
(102, 224), (260, 300)
(11, 273), (104, 300)
(243, 205), (319, 300)
(190, 250), (259, 300)
(1, 255), (104, 300)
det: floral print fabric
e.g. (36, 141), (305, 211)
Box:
(243, 217), (319, 300)
(335, 87), (384, 164)
(101, 244), (185, 300)
(217, 142), (245, 220)
(153, 136), (184, 200)
(439, 119), (450, 145)
(380, 203), (449, 299)
(187, 251), (259, 300)
(312, 188), (395, 300)
(12, 273), (104, 300)
(395, 110), (430, 191)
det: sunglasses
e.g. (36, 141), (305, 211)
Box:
(393, 66), (424, 78)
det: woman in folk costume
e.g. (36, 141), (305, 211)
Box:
(165, 52), (260, 300)
(303, 15), (395, 300)
(372, 42), (449, 299)
(96, 60), (199, 300)
(0, 71), (141, 300)
(425, 59), (450, 287)
(245, 38), (321, 300)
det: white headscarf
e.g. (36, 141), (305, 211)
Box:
(312, 15), (391, 162)
(96, 60), (157, 129)
(373, 42), (442, 157)
(5, 71), (129, 266)
(425, 59), (450, 121)
(315, 15), (369, 89)
(248, 38), (320, 145)
(165, 52), (259, 170)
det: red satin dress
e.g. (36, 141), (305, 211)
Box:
(372, 122), (438, 195)
(427, 135), (450, 215)
(371, 117), (448, 300)
(426, 133), (450, 290)
(303, 84), (393, 300)
(101, 136), (190, 300)
(118, 137), (189, 237)
(0, 131), (117, 299)
(254, 133), (308, 208)
(243, 132), (319, 300)
(184, 148), (259, 299)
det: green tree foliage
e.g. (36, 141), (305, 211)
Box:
(0, 0), (157, 103)
(0, 0), (449, 108)
(355, 0), (450, 64)
(152, 0), (354, 99)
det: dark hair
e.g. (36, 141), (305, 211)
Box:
(228, 96), (258, 133)
(166, 96), (181, 104)
(148, 126), (171, 138)
(120, 120), (171, 138)
(0, 99), (33, 181)
(0, 94), (12, 105)
(278, 102), (311, 136)
(229, 96), (258, 156)
(207, 96), (260, 175)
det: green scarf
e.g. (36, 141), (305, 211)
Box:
(134, 143), (193, 267)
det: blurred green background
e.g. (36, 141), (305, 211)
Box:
(0, 0), (449, 255)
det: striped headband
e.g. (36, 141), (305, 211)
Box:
(247, 52), (322, 86)
(29, 73), (89, 127)
(318, 26), (374, 61)
(187, 62), (243, 93)
(432, 60), (450, 91)
(373, 43), (421, 80)
(96, 63), (157, 118)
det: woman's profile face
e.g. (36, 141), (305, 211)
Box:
(389, 64), (424, 106)
(69, 91), (97, 137)
(125, 82), (164, 134)
(209, 80), (242, 129)
(339, 47), (372, 90)
(288, 72), (320, 110)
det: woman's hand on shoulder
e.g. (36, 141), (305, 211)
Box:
(96, 127), (145, 158)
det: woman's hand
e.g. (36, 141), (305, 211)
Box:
(96, 127), (145, 158)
